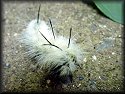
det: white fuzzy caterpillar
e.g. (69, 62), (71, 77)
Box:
(20, 7), (83, 84)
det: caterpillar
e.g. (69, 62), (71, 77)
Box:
(20, 5), (83, 85)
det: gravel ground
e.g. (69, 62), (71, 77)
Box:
(2, 1), (124, 93)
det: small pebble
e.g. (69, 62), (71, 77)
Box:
(99, 76), (101, 79)
(83, 58), (87, 62)
(92, 55), (97, 60)
(15, 51), (18, 54)
(77, 83), (81, 87)
(118, 35), (121, 38)
(103, 25), (106, 28)
(78, 76), (84, 81)
(20, 79), (22, 81)
(5, 63), (10, 68)
(108, 56), (111, 58)
(112, 52), (115, 55)
(82, 18), (85, 21)
(17, 20), (20, 23)
(14, 33), (17, 36)
(19, 45), (22, 48)
(7, 33), (10, 36)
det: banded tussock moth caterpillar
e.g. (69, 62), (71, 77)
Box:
(20, 5), (83, 85)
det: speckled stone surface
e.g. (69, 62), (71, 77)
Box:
(2, 1), (124, 93)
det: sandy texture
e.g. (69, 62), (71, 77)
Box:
(2, 1), (124, 93)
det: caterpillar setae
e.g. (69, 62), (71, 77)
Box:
(20, 5), (83, 85)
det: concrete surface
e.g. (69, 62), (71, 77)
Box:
(2, 1), (124, 93)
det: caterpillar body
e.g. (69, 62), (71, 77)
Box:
(20, 6), (83, 85)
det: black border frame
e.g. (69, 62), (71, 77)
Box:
(0, 0), (124, 94)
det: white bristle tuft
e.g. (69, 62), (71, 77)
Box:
(20, 19), (83, 83)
